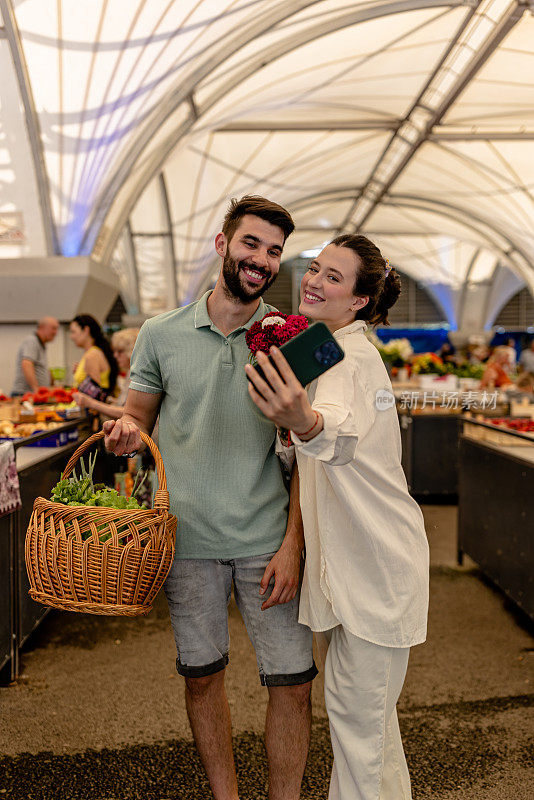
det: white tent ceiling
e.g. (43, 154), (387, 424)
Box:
(1, 0), (533, 325)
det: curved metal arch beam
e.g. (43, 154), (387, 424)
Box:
(279, 187), (534, 289)
(159, 171), (178, 308)
(456, 246), (481, 325)
(388, 195), (534, 291)
(0, 0), (58, 254)
(190, 186), (525, 320)
(83, 0), (324, 258)
(88, 0), (468, 263)
(125, 220), (141, 314)
(290, 186), (530, 266)
(341, 0), (528, 232)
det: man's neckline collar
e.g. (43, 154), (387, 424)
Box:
(194, 291), (269, 333)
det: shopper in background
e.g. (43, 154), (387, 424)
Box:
(480, 346), (514, 389)
(70, 314), (118, 397)
(503, 339), (517, 373)
(519, 339), (534, 374)
(11, 317), (59, 396)
(247, 234), (429, 800)
(437, 339), (456, 363)
(72, 328), (139, 419)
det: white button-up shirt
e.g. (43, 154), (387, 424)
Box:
(292, 320), (429, 648)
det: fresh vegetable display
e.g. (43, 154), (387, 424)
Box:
(490, 418), (534, 434)
(22, 387), (75, 405)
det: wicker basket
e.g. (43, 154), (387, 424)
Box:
(25, 430), (177, 616)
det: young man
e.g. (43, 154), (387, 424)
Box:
(104, 196), (316, 800)
(11, 317), (59, 396)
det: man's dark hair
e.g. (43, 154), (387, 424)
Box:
(222, 195), (295, 244)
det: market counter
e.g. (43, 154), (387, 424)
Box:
(458, 419), (534, 622)
(395, 388), (510, 499)
(0, 420), (93, 683)
(399, 410), (460, 497)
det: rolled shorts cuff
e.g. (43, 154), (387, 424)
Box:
(176, 654), (229, 678)
(260, 661), (318, 687)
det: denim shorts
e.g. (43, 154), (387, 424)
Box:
(163, 551), (317, 686)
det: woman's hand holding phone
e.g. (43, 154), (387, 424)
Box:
(245, 347), (323, 440)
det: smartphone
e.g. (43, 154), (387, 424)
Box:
(249, 321), (344, 389)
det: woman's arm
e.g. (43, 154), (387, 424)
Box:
(72, 391), (124, 419)
(245, 348), (323, 438)
(246, 346), (372, 466)
(21, 359), (39, 392)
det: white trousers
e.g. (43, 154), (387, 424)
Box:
(316, 626), (412, 800)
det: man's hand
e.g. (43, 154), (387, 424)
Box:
(259, 539), (302, 611)
(103, 418), (142, 456)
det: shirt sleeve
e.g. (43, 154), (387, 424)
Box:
(20, 336), (40, 364)
(275, 430), (295, 473)
(128, 322), (163, 394)
(292, 356), (376, 466)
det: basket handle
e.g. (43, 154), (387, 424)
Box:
(61, 429), (170, 511)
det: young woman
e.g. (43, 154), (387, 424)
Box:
(69, 314), (118, 396)
(72, 328), (139, 418)
(246, 234), (429, 800)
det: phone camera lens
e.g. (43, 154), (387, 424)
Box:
(314, 342), (342, 367)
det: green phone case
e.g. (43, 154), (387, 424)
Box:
(254, 321), (345, 387)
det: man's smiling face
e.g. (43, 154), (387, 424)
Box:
(218, 214), (285, 303)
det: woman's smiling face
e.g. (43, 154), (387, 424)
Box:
(299, 243), (369, 332)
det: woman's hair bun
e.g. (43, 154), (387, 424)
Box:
(370, 269), (401, 327)
(329, 234), (401, 327)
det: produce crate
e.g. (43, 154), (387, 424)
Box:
(0, 402), (21, 422)
(0, 428), (78, 448)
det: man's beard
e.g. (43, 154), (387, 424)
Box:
(222, 253), (276, 303)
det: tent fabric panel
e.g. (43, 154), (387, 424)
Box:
(0, 37), (48, 257)
(198, 6), (467, 126)
(129, 176), (167, 234)
(133, 233), (170, 316)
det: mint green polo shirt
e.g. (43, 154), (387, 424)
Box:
(129, 292), (289, 559)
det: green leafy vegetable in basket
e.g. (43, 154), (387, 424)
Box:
(51, 451), (147, 510)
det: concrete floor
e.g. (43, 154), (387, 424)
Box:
(1, 505), (533, 799)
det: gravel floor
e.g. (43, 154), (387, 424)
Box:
(1, 506), (533, 799)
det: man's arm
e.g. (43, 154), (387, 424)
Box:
(283, 462), (304, 553)
(103, 388), (161, 455)
(259, 461), (304, 611)
(21, 359), (39, 392)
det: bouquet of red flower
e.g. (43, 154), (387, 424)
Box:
(246, 312), (308, 452)
(245, 312), (308, 360)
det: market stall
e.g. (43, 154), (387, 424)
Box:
(0, 409), (93, 683)
(394, 386), (510, 498)
(458, 416), (534, 622)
